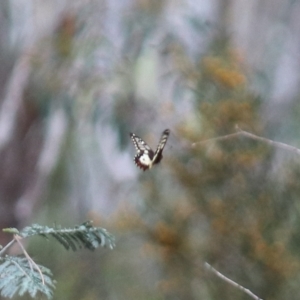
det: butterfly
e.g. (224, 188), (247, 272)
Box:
(130, 129), (170, 171)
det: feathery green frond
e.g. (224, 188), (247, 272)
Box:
(0, 256), (55, 299)
(19, 221), (115, 251)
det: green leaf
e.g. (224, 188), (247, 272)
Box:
(19, 221), (115, 251)
(0, 256), (55, 299)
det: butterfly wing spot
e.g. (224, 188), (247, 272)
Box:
(130, 129), (170, 171)
(134, 151), (154, 171)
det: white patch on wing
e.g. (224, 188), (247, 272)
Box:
(139, 152), (153, 167)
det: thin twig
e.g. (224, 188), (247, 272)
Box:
(0, 239), (16, 256)
(192, 126), (300, 156)
(237, 128), (300, 155)
(14, 235), (45, 285)
(204, 262), (263, 300)
(192, 132), (241, 147)
(11, 259), (31, 279)
(14, 235), (34, 272)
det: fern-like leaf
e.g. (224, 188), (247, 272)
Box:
(0, 256), (55, 299)
(19, 221), (115, 251)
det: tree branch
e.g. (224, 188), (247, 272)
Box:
(0, 239), (16, 256)
(192, 126), (300, 155)
(14, 235), (45, 284)
(204, 262), (263, 300)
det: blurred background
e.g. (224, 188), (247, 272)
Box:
(1, 0), (300, 299)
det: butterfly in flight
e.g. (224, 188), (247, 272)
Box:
(130, 129), (170, 171)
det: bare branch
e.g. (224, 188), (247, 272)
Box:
(192, 132), (241, 147)
(10, 259), (31, 279)
(204, 262), (263, 300)
(236, 127), (300, 155)
(14, 235), (45, 285)
(192, 126), (300, 155)
(0, 239), (16, 257)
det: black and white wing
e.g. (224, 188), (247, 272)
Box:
(152, 129), (170, 165)
(130, 132), (155, 171)
(130, 129), (170, 171)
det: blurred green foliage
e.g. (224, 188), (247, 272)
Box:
(3, 1), (300, 300)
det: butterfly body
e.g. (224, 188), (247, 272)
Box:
(130, 129), (170, 171)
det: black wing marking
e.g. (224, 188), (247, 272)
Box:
(152, 129), (170, 164)
(130, 133), (152, 154)
(129, 129), (170, 171)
